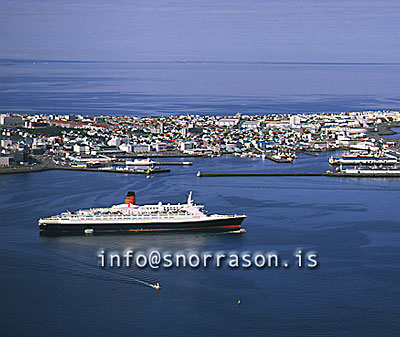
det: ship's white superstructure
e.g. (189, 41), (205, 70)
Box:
(38, 192), (247, 233)
(329, 152), (398, 165)
(126, 158), (157, 166)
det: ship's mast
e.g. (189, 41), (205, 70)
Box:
(187, 191), (193, 206)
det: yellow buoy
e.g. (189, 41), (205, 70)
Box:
(237, 300), (241, 305)
(197, 171), (201, 177)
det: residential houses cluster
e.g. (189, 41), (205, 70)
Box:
(0, 110), (399, 167)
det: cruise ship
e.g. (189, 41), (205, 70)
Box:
(38, 192), (246, 234)
(329, 154), (397, 165)
(327, 167), (400, 177)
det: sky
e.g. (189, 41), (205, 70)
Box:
(0, 0), (399, 63)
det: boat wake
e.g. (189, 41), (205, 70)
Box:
(0, 243), (159, 289)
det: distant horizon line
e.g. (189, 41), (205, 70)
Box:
(1, 58), (400, 66)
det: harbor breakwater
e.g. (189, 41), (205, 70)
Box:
(197, 172), (400, 178)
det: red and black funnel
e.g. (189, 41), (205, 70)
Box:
(125, 191), (135, 205)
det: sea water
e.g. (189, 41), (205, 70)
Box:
(1, 153), (400, 336)
(1, 61), (400, 115)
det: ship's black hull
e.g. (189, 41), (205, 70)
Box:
(39, 216), (246, 235)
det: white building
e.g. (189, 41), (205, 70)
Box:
(216, 118), (239, 127)
(108, 136), (129, 147)
(180, 141), (195, 151)
(119, 143), (134, 153)
(73, 144), (90, 154)
(32, 138), (47, 150)
(290, 115), (301, 127)
(0, 155), (10, 167)
(154, 142), (168, 152)
(349, 141), (378, 151)
(241, 121), (260, 130)
(1, 139), (13, 149)
(133, 144), (150, 153)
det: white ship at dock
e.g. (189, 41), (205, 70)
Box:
(125, 158), (157, 166)
(329, 152), (398, 165)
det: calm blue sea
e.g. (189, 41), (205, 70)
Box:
(385, 127), (400, 139)
(0, 61), (400, 115)
(1, 153), (400, 337)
